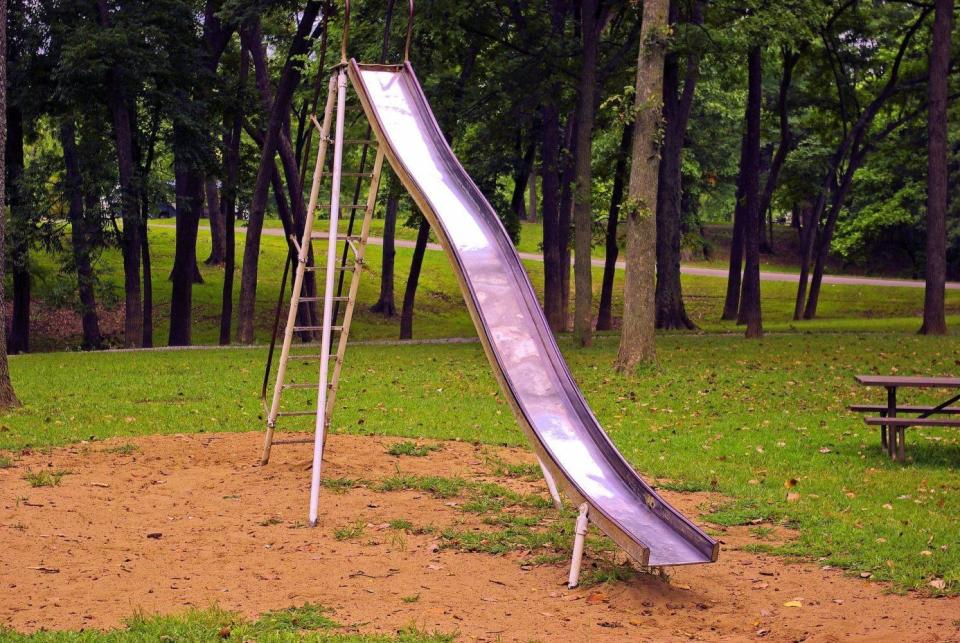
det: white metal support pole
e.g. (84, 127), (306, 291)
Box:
(567, 502), (590, 589)
(537, 457), (563, 511)
(309, 68), (348, 527)
(262, 74), (337, 466)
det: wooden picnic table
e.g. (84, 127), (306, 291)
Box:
(852, 375), (960, 462)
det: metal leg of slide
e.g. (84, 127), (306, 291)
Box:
(537, 457), (563, 511)
(567, 502), (590, 589)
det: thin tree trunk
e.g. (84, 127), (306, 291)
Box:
(61, 121), (102, 350)
(597, 122), (632, 331)
(237, 6), (321, 344)
(654, 0), (702, 331)
(540, 103), (564, 331)
(738, 46), (763, 338)
(372, 178), (400, 316)
(221, 48), (247, 344)
(722, 130), (748, 320)
(559, 115), (576, 329)
(527, 163), (538, 222)
(0, 0), (18, 406)
(205, 178), (225, 265)
(140, 219), (153, 347)
(400, 217), (431, 340)
(97, 0), (141, 347)
(758, 48), (799, 252)
(920, 0), (952, 335)
(511, 140), (536, 242)
(616, 0), (668, 370)
(572, 0), (599, 346)
(6, 100), (27, 352)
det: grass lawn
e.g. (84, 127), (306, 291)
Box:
(25, 220), (953, 352)
(2, 333), (958, 596)
(0, 604), (452, 641)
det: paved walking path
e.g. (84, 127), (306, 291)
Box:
(154, 223), (960, 291)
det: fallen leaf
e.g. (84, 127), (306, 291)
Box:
(784, 479), (798, 489)
(882, 503), (893, 510)
(782, 600), (802, 608)
(146, 532), (162, 539)
(786, 492), (801, 503)
(929, 579), (946, 590)
(920, 550), (932, 557)
(28, 566), (60, 574)
(819, 447), (831, 453)
(673, 582), (691, 590)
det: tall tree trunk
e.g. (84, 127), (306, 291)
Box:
(511, 139), (536, 242)
(527, 163), (538, 222)
(540, 104), (564, 331)
(237, 5), (321, 344)
(722, 130), (749, 320)
(654, 0), (702, 331)
(372, 178), (400, 316)
(168, 124), (205, 346)
(572, 0), (599, 346)
(559, 116), (576, 329)
(205, 178), (225, 265)
(220, 60), (245, 343)
(140, 219), (152, 347)
(757, 49), (799, 250)
(596, 122), (632, 331)
(400, 217), (431, 340)
(616, 0), (668, 370)
(97, 0), (141, 347)
(0, 0), (19, 406)
(920, 0), (952, 335)
(61, 121), (102, 350)
(738, 46), (763, 338)
(6, 99), (26, 352)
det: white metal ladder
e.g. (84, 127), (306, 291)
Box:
(260, 67), (385, 519)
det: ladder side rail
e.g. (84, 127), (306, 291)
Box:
(309, 68), (349, 526)
(261, 74), (338, 465)
(324, 147), (386, 422)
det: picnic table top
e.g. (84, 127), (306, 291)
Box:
(854, 375), (960, 388)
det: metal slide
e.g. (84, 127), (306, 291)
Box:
(349, 61), (718, 567)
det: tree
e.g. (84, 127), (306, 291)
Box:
(920, 0), (953, 335)
(572, 0), (602, 347)
(616, 0), (668, 370)
(654, 0), (703, 331)
(596, 122), (632, 331)
(738, 46), (763, 338)
(0, 0), (19, 406)
(399, 216), (430, 340)
(237, 2), (322, 344)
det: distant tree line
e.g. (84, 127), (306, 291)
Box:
(1, 0), (956, 361)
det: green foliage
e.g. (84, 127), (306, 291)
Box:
(386, 441), (441, 457)
(22, 469), (69, 487)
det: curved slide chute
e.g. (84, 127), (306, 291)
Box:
(349, 61), (717, 567)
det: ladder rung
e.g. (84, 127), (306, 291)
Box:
(287, 354), (341, 362)
(305, 264), (356, 272)
(273, 438), (315, 445)
(292, 325), (344, 332)
(310, 233), (362, 243)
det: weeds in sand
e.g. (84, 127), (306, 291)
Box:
(334, 520), (366, 541)
(259, 516), (283, 527)
(22, 469), (68, 487)
(323, 477), (361, 494)
(387, 441), (441, 457)
(389, 518), (413, 531)
(484, 454), (541, 480)
(401, 594), (420, 604)
(579, 560), (637, 586)
(105, 443), (139, 455)
(0, 455), (13, 469)
(375, 474), (466, 498)
(750, 525), (775, 540)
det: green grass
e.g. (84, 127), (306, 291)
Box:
(0, 604), (454, 641)
(386, 440), (441, 457)
(22, 469), (69, 487)
(0, 454), (13, 468)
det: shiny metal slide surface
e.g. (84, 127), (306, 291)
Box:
(350, 61), (717, 566)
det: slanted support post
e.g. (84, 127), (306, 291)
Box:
(537, 457), (562, 510)
(568, 502), (590, 589)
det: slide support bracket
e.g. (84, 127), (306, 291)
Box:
(567, 502), (590, 589)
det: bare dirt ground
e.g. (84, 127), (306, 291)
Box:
(1, 432), (957, 642)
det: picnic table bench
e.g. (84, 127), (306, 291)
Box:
(851, 375), (960, 462)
